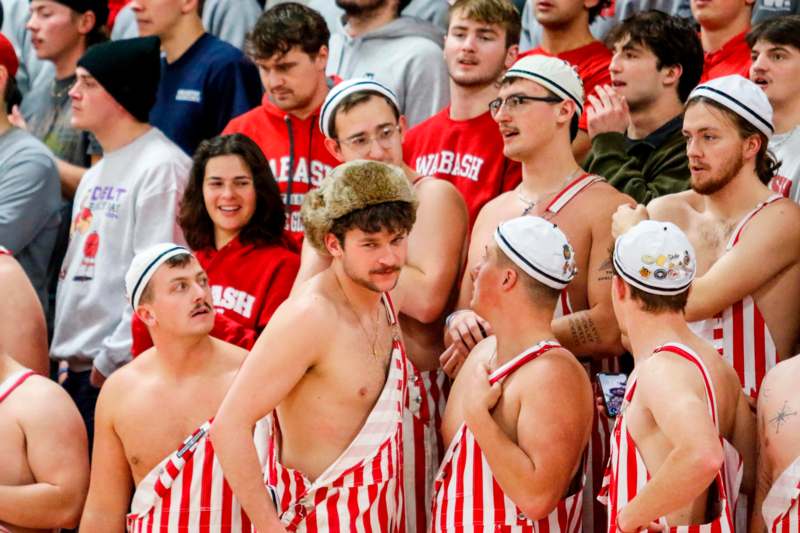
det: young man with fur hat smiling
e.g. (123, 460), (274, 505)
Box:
(431, 215), (593, 532)
(293, 77), (468, 532)
(212, 160), (416, 532)
(50, 36), (190, 447)
(601, 220), (754, 532)
(80, 244), (265, 530)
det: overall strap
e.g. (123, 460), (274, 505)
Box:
(0, 370), (35, 403)
(489, 340), (562, 385)
(545, 173), (603, 215)
(727, 194), (783, 250)
(653, 343), (719, 428)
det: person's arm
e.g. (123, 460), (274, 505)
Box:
(56, 158), (88, 199)
(731, 389), (757, 498)
(79, 377), (134, 531)
(0, 255), (48, 375)
(616, 356), (725, 532)
(681, 201), (800, 321)
(463, 355), (592, 520)
(749, 390), (772, 533)
(210, 298), (330, 532)
(0, 378), (88, 529)
(552, 190), (629, 359)
(393, 179), (467, 323)
(291, 238), (332, 296)
(0, 151), (59, 253)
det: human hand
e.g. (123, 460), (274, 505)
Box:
(89, 365), (106, 388)
(464, 363), (502, 425)
(587, 85), (631, 140)
(8, 105), (27, 130)
(440, 342), (468, 378)
(612, 204), (649, 239)
(445, 309), (492, 353)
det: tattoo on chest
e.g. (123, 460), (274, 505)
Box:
(568, 315), (600, 346)
(769, 400), (798, 434)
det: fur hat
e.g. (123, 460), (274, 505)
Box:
(301, 160), (417, 254)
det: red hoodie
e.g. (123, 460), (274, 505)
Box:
(223, 93), (340, 245)
(131, 236), (300, 355)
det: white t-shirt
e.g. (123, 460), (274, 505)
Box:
(768, 126), (800, 204)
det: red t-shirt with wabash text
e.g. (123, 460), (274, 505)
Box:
(520, 41), (612, 132)
(403, 108), (521, 226)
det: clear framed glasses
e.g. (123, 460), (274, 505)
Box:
(339, 124), (401, 154)
(488, 94), (563, 117)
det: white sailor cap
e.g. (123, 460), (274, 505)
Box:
(494, 216), (577, 290)
(125, 243), (191, 308)
(502, 55), (585, 118)
(319, 78), (400, 139)
(613, 220), (696, 296)
(689, 75), (774, 138)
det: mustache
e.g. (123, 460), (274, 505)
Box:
(191, 302), (213, 314)
(370, 266), (401, 275)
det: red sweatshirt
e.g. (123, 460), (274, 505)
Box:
(404, 107), (521, 226)
(223, 93), (340, 245)
(521, 42), (612, 132)
(131, 236), (300, 355)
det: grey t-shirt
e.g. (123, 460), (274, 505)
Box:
(0, 127), (61, 311)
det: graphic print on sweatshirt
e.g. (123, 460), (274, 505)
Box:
(66, 185), (128, 282)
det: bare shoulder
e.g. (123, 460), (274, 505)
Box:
(647, 190), (697, 223)
(588, 179), (634, 207)
(209, 337), (248, 368)
(416, 175), (463, 201)
(8, 374), (83, 434)
(514, 347), (591, 399)
(761, 356), (800, 407)
(271, 277), (338, 331)
(743, 197), (800, 245)
(470, 191), (514, 244)
(99, 356), (151, 406)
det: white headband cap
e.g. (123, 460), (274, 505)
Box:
(502, 54), (585, 118)
(125, 243), (191, 308)
(689, 75), (774, 138)
(319, 78), (400, 138)
(613, 220), (696, 296)
(494, 216), (577, 290)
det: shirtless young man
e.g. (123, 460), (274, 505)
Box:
(0, 249), (48, 376)
(0, 264), (88, 532)
(613, 75), (800, 400)
(80, 244), (264, 531)
(442, 53), (631, 530)
(602, 220), (755, 532)
(291, 78), (468, 531)
(211, 160), (417, 532)
(752, 357), (800, 532)
(432, 215), (593, 532)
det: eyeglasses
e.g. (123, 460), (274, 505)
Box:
(488, 94), (563, 117)
(338, 124), (401, 154)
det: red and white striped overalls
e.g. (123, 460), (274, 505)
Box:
(405, 364), (449, 532)
(265, 293), (409, 532)
(548, 172), (618, 533)
(430, 340), (585, 532)
(689, 194), (783, 399)
(762, 456), (800, 532)
(599, 343), (742, 532)
(126, 418), (269, 532)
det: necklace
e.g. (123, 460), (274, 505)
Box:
(516, 167), (583, 216)
(336, 276), (382, 358)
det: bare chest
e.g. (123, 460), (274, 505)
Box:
(685, 216), (736, 276)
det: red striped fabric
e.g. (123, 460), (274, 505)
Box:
(264, 293), (408, 532)
(126, 420), (256, 532)
(404, 366), (450, 532)
(762, 456), (800, 533)
(430, 340), (585, 532)
(689, 195), (782, 400)
(599, 343), (742, 533)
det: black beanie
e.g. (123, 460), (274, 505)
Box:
(77, 36), (161, 124)
(51, 0), (109, 27)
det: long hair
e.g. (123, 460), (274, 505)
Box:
(179, 134), (287, 250)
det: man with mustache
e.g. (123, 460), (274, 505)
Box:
(80, 244), (267, 530)
(614, 75), (800, 402)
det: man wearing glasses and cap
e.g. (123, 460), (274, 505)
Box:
(431, 215), (593, 532)
(614, 75), (800, 402)
(80, 243), (266, 530)
(291, 77), (468, 531)
(443, 53), (632, 531)
(601, 220), (754, 532)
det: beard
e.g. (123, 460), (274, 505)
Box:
(449, 61), (506, 89)
(691, 150), (744, 195)
(336, 0), (386, 17)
